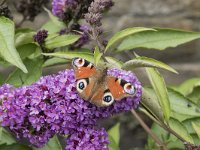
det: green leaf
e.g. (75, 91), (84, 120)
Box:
(118, 28), (200, 51)
(176, 78), (200, 96)
(0, 144), (32, 150)
(42, 51), (94, 62)
(0, 128), (16, 145)
(108, 123), (120, 145)
(105, 27), (155, 52)
(187, 85), (200, 107)
(33, 135), (62, 150)
(105, 56), (123, 68)
(6, 58), (43, 87)
(141, 88), (164, 122)
(122, 56), (178, 74)
(0, 17), (27, 73)
(0, 73), (4, 85)
(15, 28), (34, 35)
(147, 123), (184, 150)
(192, 122), (200, 138)
(169, 118), (194, 143)
(183, 118), (200, 134)
(43, 57), (70, 67)
(94, 46), (103, 66)
(43, 7), (65, 28)
(191, 134), (200, 144)
(145, 88), (200, 121)
(17, 43), (38, 59)
(108, 135), (120, 150)
(108, 123), (120, 150)
(146, 68), (171, 121)
(168, 89), (200, 119)
(45, 34), (80, 49)
(41, 21), (61, 34)
(41, 8), (65, 34)
(43, 52), (123, 69)
(15, 31), (35, 47)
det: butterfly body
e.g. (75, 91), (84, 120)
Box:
(72, 58), (136, 107)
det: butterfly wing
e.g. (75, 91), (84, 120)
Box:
(106, 76), (136, 100)
(72, 58), (99, 101)
(72, 57), (97, 79)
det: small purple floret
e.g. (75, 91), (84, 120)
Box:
(0, 69), (142, 149)
(33, 30), (48, 45)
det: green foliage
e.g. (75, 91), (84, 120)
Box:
(175, 77), (200, 96)
(6, 58), (43, 87)
(43, 8), (65, 29)
(146, 68), (171, 121)
(192, 122), (200, 139)
(15, 30), (36, 47)
(94, 46), (103, 66)
(0, 144), (32, 150)
(118, 28), (200, 51)
(17, 44), (39, 59)
(43, 51), (94, 62)
(0, 17), (27, 73)
(108, 123), (120, 150)
(41, 8), (65, 34)
(45, 34), (80, 49)
(168, 89), (200, 121)
(104, 56), (123, 68)
(146, 123), (184, 150)
(0, 128), (16, 145)
(169, 118), (194, 143)
(183, 118), (200, 134)
(122, 56), (178, 73)
(141, 88), (164, 122)
(33, 136), (62, 150)
(105, 27), (155, 52)
(0, 74), (4, 85)
(43, 57), (69, 67)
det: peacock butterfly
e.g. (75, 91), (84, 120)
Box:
(72, 57), (136, 107)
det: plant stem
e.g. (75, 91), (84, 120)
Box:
(141, 107), (187, 144)
(91, 27), (105, 53)
(160, 122), (186, 143)
(131, 109), (168, 150)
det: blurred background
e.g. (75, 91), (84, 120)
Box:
(1, 0), (200, 149)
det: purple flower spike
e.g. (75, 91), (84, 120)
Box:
(73, 24), (90, 48)
(52, 0), (78, 21)
(0, 68), (142, 149)
(33, 30), (48, 45)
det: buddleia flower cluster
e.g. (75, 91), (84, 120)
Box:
(0, 69), (142, 149)
(52, 0), (93, 22)
(0, 5), (12, 19)
(15, 0), (49, 21)
(33, 29), (48, 45)
(84, 0), (114, 43)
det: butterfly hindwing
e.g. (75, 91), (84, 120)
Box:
(106, 76), (136, 101)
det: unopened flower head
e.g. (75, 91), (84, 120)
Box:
(16, 0), (49, 21)
(33, 29), (48, 45)
(52, 0), (93, 22)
